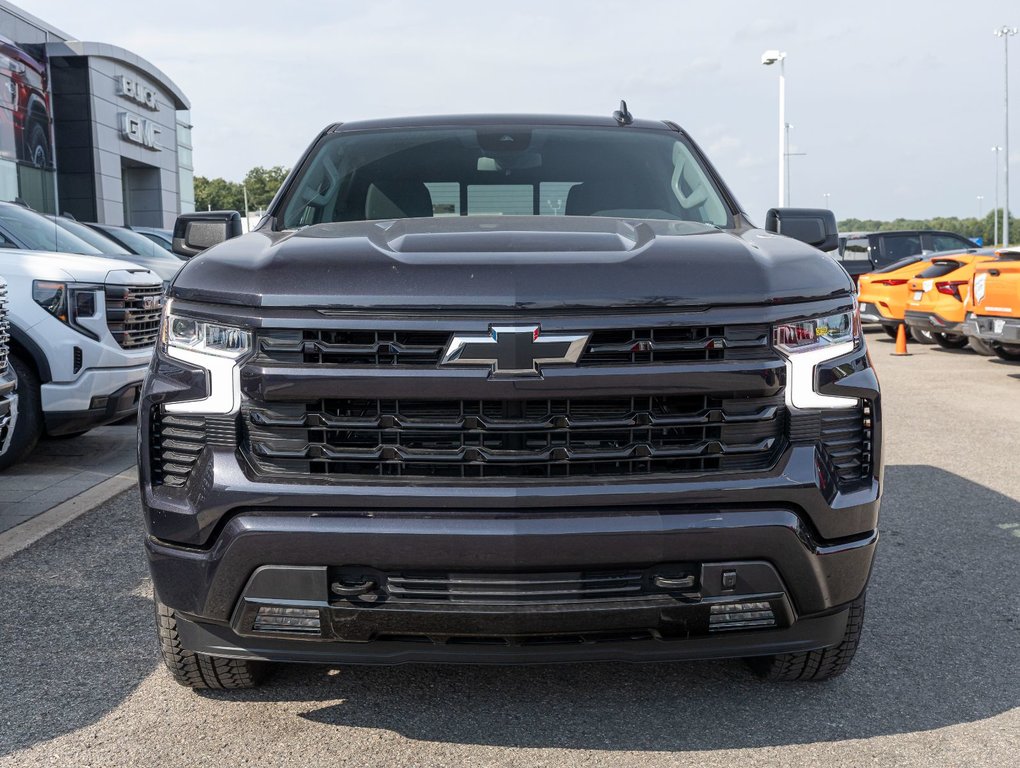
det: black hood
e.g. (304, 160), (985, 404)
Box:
(170, 216), (854, 310)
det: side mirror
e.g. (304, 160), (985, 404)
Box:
(765, 208), (839, 252)
(172, 211), (242, 258)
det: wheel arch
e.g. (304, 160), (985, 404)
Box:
(8, 325), (52, 383)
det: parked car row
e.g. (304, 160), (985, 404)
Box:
(0, 203), (183, 469)
(857, 245), (1020, 362)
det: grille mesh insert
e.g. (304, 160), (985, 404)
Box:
(151, 409), (237, 487)
(105, 284), (163, 349)
(244, 394), (786, 479)
(0, 280), (9, 374)
(819, 403), (873, 483)
(256, 324), (773, 367)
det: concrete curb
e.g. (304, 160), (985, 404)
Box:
(0, 468), (138, 561)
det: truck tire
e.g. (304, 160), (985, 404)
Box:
(748, 593), (866, 682)
(992, 343), (1020, 362)
(968, 336), (996, 356)
(909, 327), (936, 345)
(882, 324), (899, 340)
(155, 599), (266, 689)
(26, 120), (50, 168)
(0, 354), (43, 470)
(933, 332), (968, 350)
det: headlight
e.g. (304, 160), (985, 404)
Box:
(774, 310), (858, 353)
(161, 300), (251, 359)
(33, 280), (102, 339)
(160, 298), (251, 415)
(33, 280), (69, 322)
(774, 307), (860, 410)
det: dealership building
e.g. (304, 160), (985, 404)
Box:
(0, 0), (193, 227)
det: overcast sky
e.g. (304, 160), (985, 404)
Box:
(18, 0), (1019, 224)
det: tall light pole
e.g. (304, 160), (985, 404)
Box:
(978, 195), (984, 218)
(783, 123), (807, 206)
(993, 146), (1002, 244)
(762, 50), (787, 208)
(994, 26), (1017, 247)
(823, 192), (831, 209)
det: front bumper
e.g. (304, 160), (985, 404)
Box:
(903, 310), (962, 335)
(41, 365), (147, 435)
(150, 509), (875, 664)
(963, 314), (1020, 343)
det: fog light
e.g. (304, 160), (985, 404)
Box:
(253, 605), (322, 634)
(708, 601), (776, 632)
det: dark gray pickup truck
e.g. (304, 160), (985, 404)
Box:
(140, 110), (882, 689)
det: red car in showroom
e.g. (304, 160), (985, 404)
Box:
(0, 35), (52, 168)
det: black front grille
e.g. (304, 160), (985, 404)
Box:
(243, 394), (786, 479)
(151, 409), (237, 487)
(0, 280), (9, 373)
(105, 284), (163, 349)
(256, 323), (773, 367)
(820, 403), (873, 483)
(381, 570), (646, 603)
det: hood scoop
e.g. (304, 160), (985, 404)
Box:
(371, 216), (655, 265)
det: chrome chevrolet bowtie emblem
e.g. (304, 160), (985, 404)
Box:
(441, 325), (590, 377)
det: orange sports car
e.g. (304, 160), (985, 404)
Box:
(962, 249), (1020, 362)
(857, 257), (931, 340)
(902, 251), (999, 352)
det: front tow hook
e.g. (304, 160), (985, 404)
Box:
(652, 574), (702, 603)
(330, 579), (377, 597)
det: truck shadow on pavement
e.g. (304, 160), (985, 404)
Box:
(1, 465), (1018, 755)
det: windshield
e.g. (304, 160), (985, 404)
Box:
(278, 126), (732, 230)
(49, 217), (132, 255)
(0, 204), (103, 255)
(93, 225), (165, 258)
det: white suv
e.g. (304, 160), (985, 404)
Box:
(0, 250), (162, 469)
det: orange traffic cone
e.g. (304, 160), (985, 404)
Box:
(892, 323), (911, 356)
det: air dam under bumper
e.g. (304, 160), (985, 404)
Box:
(148, 507), (876, 664)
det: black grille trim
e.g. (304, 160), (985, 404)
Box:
(384, 570), (646, 603)
(256, 324), (773, 367)
(105, 284), (164, 349)
(151, 409), (237, 487)
(820, 403), (873, 484)
(243, 394), (786, 479)
(0, 280), (9, 373)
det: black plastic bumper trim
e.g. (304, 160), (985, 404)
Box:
(174, 603), (851, 665)
(44, 381), (141, 436)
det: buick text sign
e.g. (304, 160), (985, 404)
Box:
(116, 75), (159, 111)
(116, 74), (162, 151)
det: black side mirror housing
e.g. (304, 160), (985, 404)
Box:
(765, 208), (839, 252)
(172, 211), (243, 258)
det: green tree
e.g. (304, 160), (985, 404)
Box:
(193, 175), (244, 213)
(242, 166), (290, 211)
(838, 212), (1017, 248)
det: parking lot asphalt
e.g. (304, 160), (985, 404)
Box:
(0, 422), (136, 534)
(0, 329), (1017, 767)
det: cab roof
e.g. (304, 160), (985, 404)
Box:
(328, 114), (681, 134)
